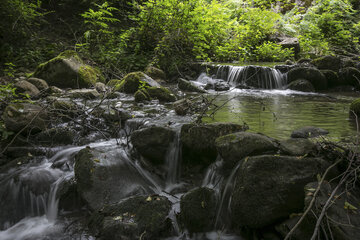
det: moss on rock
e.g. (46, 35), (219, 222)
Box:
(146, 87), (176, 102)
(134, 89), (151, 102)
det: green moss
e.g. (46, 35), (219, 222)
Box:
(134, 89), (151, 102)
(114, 73), (143, 93)
(350, 98), (360, 116)
(106, 79), (122, 87)
(145, 66), (166, 80)
(78, 65), (104, 86)
(147, 87), (176, 102)
(74, 148), (95, 191)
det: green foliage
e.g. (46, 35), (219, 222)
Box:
(254, 42), (294, 62)
(4, 63), (16, 78)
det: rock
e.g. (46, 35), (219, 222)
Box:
(68, 89), (100, 99)
(286, 79), (315, 92)
(278, 37), (300, 54)
(27, 77), (49, 90)
(311, 55), (341, 71)
(179, 187), (217, 233)
(2, 103), (48, 133)
(178, 78), (206, 93)
(51, 99), (78, 119)
(338, 67), (360, 88)
(33, 50), (104, 88)
(288, 67), (327, 90)
(14, 80), (40, 97)
(320, 70), (339, 88)
(91, 107), (132, 123)
(214, 81), (230, 91)
(215, 132), (278, 170)
(89, 195), (172, 240)
(115, 72), (160, 94)
(350, 98), (360, 117)
(230, 155), (330, 229)
(74, 147), (155, 210)
(106, 79), (122, 87)
(95, 82), (106, 92)
(181, 123), (248, 166)
(174, 98), (192, 116)
(279, 138), (316, 156)
(291, 126), (329, 138)
(57, 176), (84, 211)
(134, 89), (151, 102)
(46, 86), (64, 95)
(275, 65), (294, 73)
(131, 126), (176, 165)
(146, 87), (177, 102)
(276, 182), (360, 240)
(145, 66), (166, 81)
(35, 127), (75, 145)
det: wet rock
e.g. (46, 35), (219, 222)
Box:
(115, 72), (160, 94)
(68, 89), (100, 99)
(27, 77), (49, 90)
(320, 70), (339, 88)
(291, 126), (329, 138)
(230, 155), (330, 229)
(131, 125), (176, 165)
(57, 176), (84, 211)
(338, 67), (360, 88)
(181, 123), (247, 166)
(134, 89), (151, 102)
(275, 65), (294, 73)
(288, 67), (327, 91)
(179, 187), (217, 233)
(2, 103), (48, 133)
(279, 138), (316, 156)
(235, 84), (252, 90)
(276, 182), (360, 240)
(145, 66), (166, 82)
(350, 98), (360, 117)
(174, 98), (192, 116)
(33, 50), (104, 88)
(74, 147), (155, 210)
(91, 107), (132, 123)
(178, 78), (206, 93)
(89, 195), (172, 240)
(216, 132), (278, 170)
(214, 81), (230, 91)
(146, 87), (177, 102)
(95, 82), (106, 93)
(51, 99), (79, 120)
(46, 86), (64, 95)
(35, 127), (75, 145)
(286, 79), (315, 92)
(311, 55), (341, 71)
(14, 80), (40, 97)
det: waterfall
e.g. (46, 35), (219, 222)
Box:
(166, 131), (181, 185)
(215, 65), (287, 89)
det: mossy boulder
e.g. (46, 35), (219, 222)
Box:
(286, 79), (315, 92)
(215, 132), (279, 170)
(338, 67), (360, 88)
(2, 103), (48, 133)
(179, 187), (217, 233)
(131, 126), (176, 165)
(288, 67), (327, 90)
(14, 80), (40, 97)
(33, 50), (104, 89)
(68, 89), (100, 99)
(279, 138), (316, 156)
(145, 66), (166, 81)
(350, 98), (360, 117)
(106, 79), (122, 87)
(320, 70), (339, 88)
(311, 55), (341, 71)
(230, 155), (330, 229)
(74, 147), (154, 210)
(35, 127), (76, 146)
(181, 123), (248, 167)
(146, 87), (177, 102)
(134, 89), (151, 102)
(115, 72), (160, 94)
(178, 78), (206, 93)
(89, 195), (172, 240)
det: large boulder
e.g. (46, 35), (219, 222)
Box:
(115, 72), (160, 94)
(14, 80), (40, 97)
(33, 50), (104, 89)
(2, 103), (48, 133)
(145, 66), (166, 82)
(89, 195), (172, 240)
(146, 87), (177, 102)
(230, 155), (330, 229)
(27, 77), (49, 91)
(288, 67), (327, 90)
(279, 138), (316, 156)
(286, 79), (315, 92)
(181, 123), (247, 166)
(311, 55), (341, 71)
(320, 70), (339, 88)
(131, 126), (176, 165)
(178, 78), (206, 93)
(179, 187), (217, 233)
(338, 67), (360, 88)
(278, 37), (300, 54)
(291, 126), (329, 138)
(215, 132), (278, 170)
(74, 147), (156, 210)
(35, 127), (76, 146)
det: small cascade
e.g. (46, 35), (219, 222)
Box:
(215, 65), (287, 89)
(214, 161), (241, 229)
(165, 131), (182, 188)
(202, 157), (224, 193)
